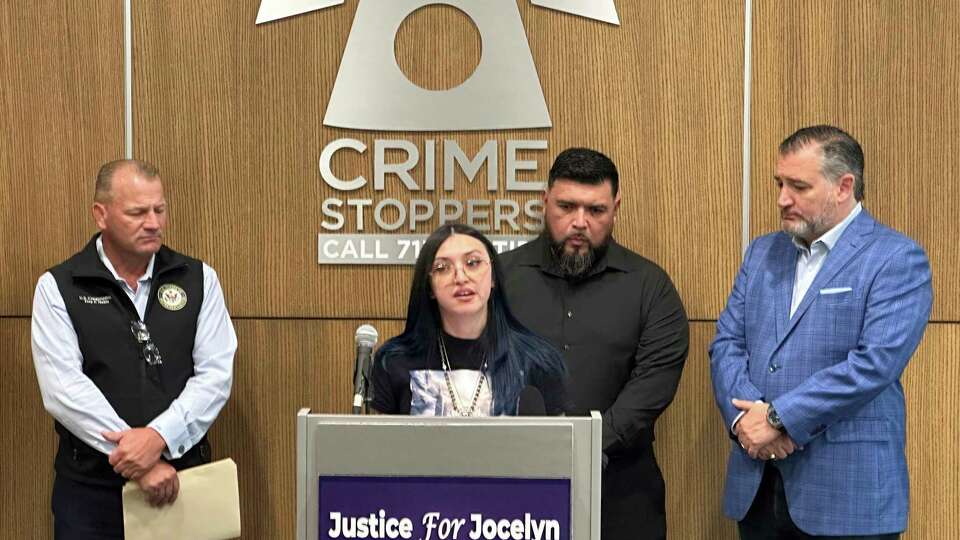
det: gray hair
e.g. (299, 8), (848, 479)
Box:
(779, 125), (865, 201)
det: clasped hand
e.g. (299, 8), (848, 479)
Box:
(103, 427), (167, 479)
(731, 399), (797, 460)
(103, 427), (179, 506)
(136, 461), (180, 507)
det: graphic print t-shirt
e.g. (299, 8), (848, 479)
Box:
(371, 332), (493, 416)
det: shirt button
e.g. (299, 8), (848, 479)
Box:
(178, 445), (185, 453)
(566, 310), (573, 318)
(563, 344), (570, 351)
(768, 365), (778, 373)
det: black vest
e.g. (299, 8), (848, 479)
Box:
(49, 235), (210, 485)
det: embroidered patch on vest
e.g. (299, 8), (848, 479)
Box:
(158, 284), (188, 311)
(79, 295), (111, 305)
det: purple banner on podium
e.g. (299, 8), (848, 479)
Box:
(318, 476), (570, 540)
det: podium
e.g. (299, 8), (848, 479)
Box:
(296, 410), (603, 540)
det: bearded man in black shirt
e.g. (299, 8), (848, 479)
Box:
(501, 147), (689, 540)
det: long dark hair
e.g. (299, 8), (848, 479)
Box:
(376, 223), (565, 415)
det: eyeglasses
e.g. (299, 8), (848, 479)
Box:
(130, 320), (163, 366)
(429, 256), (490, 282)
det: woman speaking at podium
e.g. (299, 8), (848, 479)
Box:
(370, 224), (567, 416)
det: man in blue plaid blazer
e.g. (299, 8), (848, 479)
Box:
(710, 125), (933, 538)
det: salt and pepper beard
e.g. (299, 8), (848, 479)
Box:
(781, 196), (838, 246)
(547, 233), (610, 280)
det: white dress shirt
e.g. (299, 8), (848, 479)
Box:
(790, 203), (862, 317)
(31, 237), (237, 459)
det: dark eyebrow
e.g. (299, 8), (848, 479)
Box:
(435, 250), (485, 262)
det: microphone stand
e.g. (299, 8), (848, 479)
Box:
(352, 373), (372, 415)
(352, 324), (379, 415)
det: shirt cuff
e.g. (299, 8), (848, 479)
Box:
(730, 410), (747, 434)
(148, 410), (189, 460)
(730, 400), (764, 434)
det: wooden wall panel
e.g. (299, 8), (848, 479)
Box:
(2, 319), (56, 539)
(132, 0), (743, 320)
(0, 0), (124, 316)
(903, 323), (960, 539)
(751, 0), (960, 321)
(654, 323), (737, 539)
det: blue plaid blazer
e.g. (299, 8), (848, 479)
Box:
(710, 209), (932, 535)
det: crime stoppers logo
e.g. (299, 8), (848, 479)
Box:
(256, 0), (619, 131)
(256, 1), (620, 263)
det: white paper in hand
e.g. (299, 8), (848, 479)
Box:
(122, 458), (241, 540)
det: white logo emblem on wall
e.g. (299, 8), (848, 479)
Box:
(256, 0), (619, 131)
(157, 284), (188, 311)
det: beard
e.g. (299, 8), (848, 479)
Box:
(547, 231), (610, 279)
(781, 198), (838, 244)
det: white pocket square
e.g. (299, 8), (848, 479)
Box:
(820, 287), (853, 295)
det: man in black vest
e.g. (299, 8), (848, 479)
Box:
(31, 159), (237, 539)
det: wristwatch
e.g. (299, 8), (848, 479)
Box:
(767, 403), (785, 431)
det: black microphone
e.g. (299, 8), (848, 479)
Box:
(352, 324), (379, 414)
(516, 386), (546, 416)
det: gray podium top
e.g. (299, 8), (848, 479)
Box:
(296, 411), (602, 540)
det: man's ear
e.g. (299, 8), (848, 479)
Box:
(92, 202), (108, 231)
(837, 173), (855, 203)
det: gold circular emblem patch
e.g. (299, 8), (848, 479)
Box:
(158, 284), (187, 311)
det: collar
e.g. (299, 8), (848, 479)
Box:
(792, 202), (863, 254)
(517, 234), (637, 277)
(96, 235), (156, 286)
(70, 234), (184, 281)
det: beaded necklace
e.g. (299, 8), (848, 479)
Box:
(437, 335), (488, 416)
